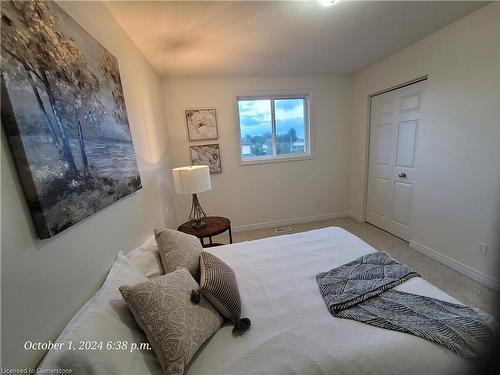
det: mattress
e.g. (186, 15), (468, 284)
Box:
(186, 227), (470, 375)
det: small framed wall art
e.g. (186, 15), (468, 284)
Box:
(190, 144), (222, 174)
(185, 108), (218, 141)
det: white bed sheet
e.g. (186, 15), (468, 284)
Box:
(186, 227), (470, 375)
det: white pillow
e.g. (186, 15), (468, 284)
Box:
(39, 252), (162, 375)
(127, 236), (164, 278)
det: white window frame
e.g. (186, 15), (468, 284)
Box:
(235, 90), (313, 166)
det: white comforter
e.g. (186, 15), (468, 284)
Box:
(187, 227), (470, 375)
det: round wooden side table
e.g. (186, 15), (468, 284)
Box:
(177, 216), (232, 248)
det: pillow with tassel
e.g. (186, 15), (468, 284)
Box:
(191, 251), (251, 333)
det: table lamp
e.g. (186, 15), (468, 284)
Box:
(172, 165), (211, 227)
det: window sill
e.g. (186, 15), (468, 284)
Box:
(238, 154), (314, 166)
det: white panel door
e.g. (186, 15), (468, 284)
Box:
(366, 81), (425, 240)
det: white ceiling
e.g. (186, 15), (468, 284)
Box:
(105, 1), (488, 77)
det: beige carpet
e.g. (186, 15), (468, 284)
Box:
(213, 217), (498, 316)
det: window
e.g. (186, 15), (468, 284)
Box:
(237, 94), (311, 164)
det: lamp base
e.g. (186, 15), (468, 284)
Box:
(188, 193), (206, 226)
(190, 219), (206, 228)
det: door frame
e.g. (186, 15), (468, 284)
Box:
(362, 76), (428, 234)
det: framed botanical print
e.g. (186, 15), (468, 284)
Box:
(185, 108), (218, 141)
(190, 144), (222, 174)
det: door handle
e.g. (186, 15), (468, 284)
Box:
(398, 173), (407, 178)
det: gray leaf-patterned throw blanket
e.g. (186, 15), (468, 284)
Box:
(316, 252), (495, 358)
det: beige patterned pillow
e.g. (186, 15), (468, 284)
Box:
(196, 251), (251, 333)
(119, 268), (222, 375)
(154, 228), (202, 281)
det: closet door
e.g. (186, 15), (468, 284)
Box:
(366, 81), (425, 240)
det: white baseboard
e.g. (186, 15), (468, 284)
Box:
(348, 212), (365, 222)
(409, 240), (500, 291)
(231, 211), (351, 233)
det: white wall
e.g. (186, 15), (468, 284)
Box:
(0, 1), (177, 368)
(162, 75), (352, 230)
(349, 3), (500, 283)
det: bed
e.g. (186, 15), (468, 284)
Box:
(40, 227), (471, 374)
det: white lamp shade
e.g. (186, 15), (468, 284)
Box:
(172, 165), (211, 194)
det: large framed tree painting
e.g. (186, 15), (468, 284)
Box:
(1, 1), (141, 239)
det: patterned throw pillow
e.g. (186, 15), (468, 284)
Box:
(154, 228), (202, 281)
(119, 268), (223, 375)
(193, 251), (251, 333)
